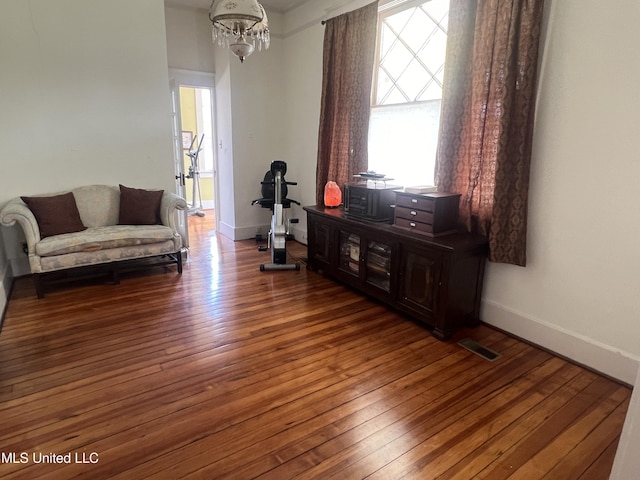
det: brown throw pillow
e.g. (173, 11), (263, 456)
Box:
(118, 185), (164, 225)
(21, 192), (87, 239)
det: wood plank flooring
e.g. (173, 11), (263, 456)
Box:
(0, 211), (631, 479)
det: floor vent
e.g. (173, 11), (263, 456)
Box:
(458, 338), (501, 362)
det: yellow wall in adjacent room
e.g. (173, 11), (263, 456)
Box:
(180, 87), (197, 204)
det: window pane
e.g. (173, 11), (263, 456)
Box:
(373, 0), (450, 108)
(379, 23), (397, 61)
(422, 0), (449, 25)
(376, 69), (394, 104)
(384, 86), (412, 105)
(198, 88), (214, 173)
(417, 28), (448, 74)
(396, 59), (429, 101)
(381, 41), (414, 82)
(369, 0), (449, 186)
(368, 101), (442, 188)
(417, 79), (443, 102)
(384, 8), (414, 36)
(400, 8), (436, 55)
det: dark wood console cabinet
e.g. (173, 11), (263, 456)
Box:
(304, 206), (488, 340)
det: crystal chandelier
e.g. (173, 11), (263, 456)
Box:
(209, 0), (270, 63)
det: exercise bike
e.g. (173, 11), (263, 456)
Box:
(251, 161), (300, 271)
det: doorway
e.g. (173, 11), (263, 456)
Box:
(179, 86), (216, 214)
(168, 69), (218, 248)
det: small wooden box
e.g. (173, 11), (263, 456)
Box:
(394, 192), (461, 237)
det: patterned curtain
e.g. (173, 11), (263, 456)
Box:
(435, 0), (545, 266)
(316, 1), (379, 206)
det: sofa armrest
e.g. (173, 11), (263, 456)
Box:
(0, 198), (41, 253)
(159, 192), (188, 233)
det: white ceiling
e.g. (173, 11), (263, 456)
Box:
(163, 0), (311, 14)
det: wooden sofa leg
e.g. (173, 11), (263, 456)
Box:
(176, 250), (183, 274)
(34, 274), (44, 299)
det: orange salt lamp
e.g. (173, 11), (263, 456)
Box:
(324, 181), (342, 207)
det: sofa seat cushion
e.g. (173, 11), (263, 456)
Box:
(35, 225), (176, 257)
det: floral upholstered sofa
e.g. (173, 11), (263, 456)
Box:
(0, 184), (187, 298)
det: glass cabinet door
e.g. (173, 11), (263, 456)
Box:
(365, 241), (391, 292)
(310, 221), (331, 265)
(398, 248), (441, 319)
(339, 231), (360, 277)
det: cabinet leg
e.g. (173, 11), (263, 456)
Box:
(432, 327), (451, 341)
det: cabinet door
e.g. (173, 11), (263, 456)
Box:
(337, 230), (394, 297)
(309, 220), (332, 267)
(364, 240), (392, 293)
(398, 246), (442, 323)
(338, 230), (361, 278)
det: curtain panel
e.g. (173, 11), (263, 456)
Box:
(316, 1), (379, 206)
(435, 0), (545, 266)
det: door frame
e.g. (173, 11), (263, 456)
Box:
(168, 68), (220, 236)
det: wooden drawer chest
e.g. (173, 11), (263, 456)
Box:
(394, 192), (461, 237)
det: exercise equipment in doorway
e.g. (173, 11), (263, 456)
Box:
(186, 134), (205, 217)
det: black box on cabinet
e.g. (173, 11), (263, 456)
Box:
(344, 184), (398, 222)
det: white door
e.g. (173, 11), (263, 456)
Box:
(169, 78), (189, 248)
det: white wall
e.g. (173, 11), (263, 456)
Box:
(229, 35), (287, 240)
(278, 0), (640, 385)
(165, 6), (215, 73)
(0, 0), (175, 277)
(213, 52), (237, 239)
(281, 21), (324, 243)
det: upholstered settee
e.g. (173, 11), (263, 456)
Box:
(0, 184), (187, 298)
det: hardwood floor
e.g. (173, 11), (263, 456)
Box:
(0, 211), (631, 479)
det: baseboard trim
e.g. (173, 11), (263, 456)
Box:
(481, 300), (640, 386)
(217, 222), (271, 241)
